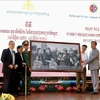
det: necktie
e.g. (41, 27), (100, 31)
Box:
(12, 50), (15, 65)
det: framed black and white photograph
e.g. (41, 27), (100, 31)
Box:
(30, 40), (82, 72)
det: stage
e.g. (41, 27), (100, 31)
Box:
(16, 92), (100, 100)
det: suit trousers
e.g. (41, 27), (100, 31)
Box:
(90, 69), (99, 92)
(3, 73), (16, 94)
(76, 67), (86, 90)
(15, 72), (21, 94)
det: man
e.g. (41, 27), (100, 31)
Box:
(69, 49), (79, 67)
(82, 41), (99, 94)
(61, 48), (70, 67)
(22, 40), (32, 95)
(1, 41), (17, 96)
(76, 45), (88, 93)
(15, 45), (24, 95)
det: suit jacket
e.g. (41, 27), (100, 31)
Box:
(85, 48), (99, 70)
(1, 48), (15, 73)
(15, 52), (23, 73)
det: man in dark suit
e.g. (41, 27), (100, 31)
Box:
(1, 40), (17, 95)
(15, 45), (25, 95)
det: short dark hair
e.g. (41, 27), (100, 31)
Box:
(9, 40), (15, 45)
(91, 41), (97, 45)
(82, 44), (87, 48)
(22, 40), (29, 45)
(17, 45), (23, 51)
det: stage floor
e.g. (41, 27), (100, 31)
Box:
(16, 92), (100, 100)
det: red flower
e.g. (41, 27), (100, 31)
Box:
(38, 86), (45, 91)
(72, 86), (77, 91)
(0, 85), (2, 89)
(57, 85), (64, 91)
(30, 87), (36, 92)
(66, 86), (72, 92)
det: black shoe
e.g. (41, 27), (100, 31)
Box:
(76, 89), (81, 93)
(91, 92), (98, 94)
(82, 89), (86, 93)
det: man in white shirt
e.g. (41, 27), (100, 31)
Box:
(76, 45), (88, 93)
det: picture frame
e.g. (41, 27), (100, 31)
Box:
(30, 40), (82, 72)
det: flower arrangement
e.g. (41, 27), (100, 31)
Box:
(30, 87), (36, 92)
(55, 85), (64, 91)
(38, 85), (46, 91)
(0, 93), (15, 100)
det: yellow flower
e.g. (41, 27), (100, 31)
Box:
(1, 93), (15, 100)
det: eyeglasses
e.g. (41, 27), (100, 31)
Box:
(24, 44), (29, 46)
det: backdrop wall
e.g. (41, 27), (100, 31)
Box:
(0, 0), (100, 77)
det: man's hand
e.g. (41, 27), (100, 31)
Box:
(81, 61), (85, 65)
(81, 61), (84, 63)
(29, 68), (32, 72)
(81, 61), (85, 68)
(9, 65), (13, 69)
(22, 62), (26, 67)
(14, 65), (18, 69)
